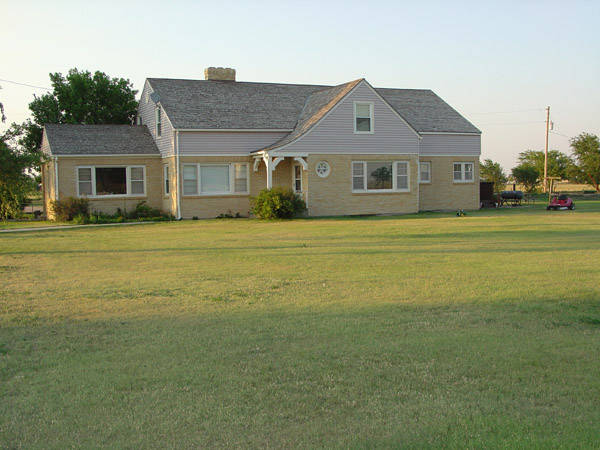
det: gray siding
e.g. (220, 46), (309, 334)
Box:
(138, 80), (174, 157)
(178, 131), (288, 155)
(420, 134), (481, 156)
(277, 81), (420, 155)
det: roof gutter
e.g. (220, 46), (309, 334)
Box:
(175, 130), (182, 220)
(53, 156), (59, 201)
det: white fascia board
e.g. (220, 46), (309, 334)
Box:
(174, 128), (293, 132)
(420, 132), (481, 135)
(55, 154), (161, 158)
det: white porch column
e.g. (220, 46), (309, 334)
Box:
(263, 154), (273, 189)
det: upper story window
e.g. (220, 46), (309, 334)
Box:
(419, 162), (431, 183)
(77, 166), (146, 197)
(155, 107), (162, 137)
(354, 102), (373, 133)
(453, 162), (474, 183)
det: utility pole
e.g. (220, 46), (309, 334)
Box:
(544, 106), (550, 192)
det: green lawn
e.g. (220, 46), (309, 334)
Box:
(1, 202), (600, 448)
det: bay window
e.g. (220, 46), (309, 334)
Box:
(182, 163), (249, 195)
(352, 161), (410, 192)
(453, 162), (474, 182)
(76, 166), (146, 197)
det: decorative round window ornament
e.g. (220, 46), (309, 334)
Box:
(315, 161), (330, 178)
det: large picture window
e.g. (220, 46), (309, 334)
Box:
(182, 163), (248, 196)
(77, 166), (146, 197)
(354, 102), (373, 133)
(352, 161), (410, 193)
(453, 162), (474, 182)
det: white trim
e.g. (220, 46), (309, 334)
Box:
(351, 160), (411, 193)
(420, 132), (481, 136)
(293, 156), (308, 170)
(269, 150), (419, 156)
(54, 154), (161, 158)
(175, 128), (293, 132)
(75, 165), (147, 198)
(174, 153), (255, 157)
(253, 157), (261, 172)
(272, 156), (285, 169)
(452, 161), (475, 183)
(362, 81), (422, 139)
(163, 164), (170, 196)
(264, 154), (273, 188)
(181, 162), (249, 196)
(353, 101), (374, 134)
(53, 157), (59, 201)
(418, 161), (431, 184)
(293, 163), (303, 193)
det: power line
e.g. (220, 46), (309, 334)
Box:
(549, 130), (572, 139)
(478, 120), (546, 126)
(0, 78), (51, 91)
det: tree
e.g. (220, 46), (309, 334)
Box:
(511, 164), (539, 193)
(568, 133), (600, 192)
(0, 136), (37, 220)
(479, 159), (508, 193)
(0, 84), (5, 123)
(6, 68), (138, 169)
(517, 149), (571, 180)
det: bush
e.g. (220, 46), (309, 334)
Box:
(129, 201), (162, 219)
(50, 197), (89, 221)
(251, 187), (306, 219)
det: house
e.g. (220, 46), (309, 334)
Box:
(41, 67), (481, 219)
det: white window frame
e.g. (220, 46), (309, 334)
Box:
(76, 165), (146, 198)
(163, 164), (170, 196)
(351, 161), (410, 193)
(293, 164), (303, 193)
(155, 107), (162, 137)
(419, 161), (431, 184)
(181, 163), (249, 196)
(453, 162), (475, 183)
(353, 101), (374, 134)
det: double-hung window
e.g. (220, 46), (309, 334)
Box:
(155, 107), (162, 137)
(293, 165), (302, 193)
(419, 162), (431, 183)
(453, 162), (474, 182)
(352, 161), (410, 192)
(182, 163), (249, 195)
(163, 165), (170, 195)
(76, 166), (146, 197)
(354, 102), (373, 133)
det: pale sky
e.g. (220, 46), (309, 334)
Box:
(2, 0), (599, 170)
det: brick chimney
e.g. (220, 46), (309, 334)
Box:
(204, 67), (236, 81)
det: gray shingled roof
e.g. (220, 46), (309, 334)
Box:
(44, 124), (160, 155)
(147, 77), (480, 135)
(375, 88), (480, 134)
(259, 79), (363, 152)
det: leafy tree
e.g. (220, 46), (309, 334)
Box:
(479, 159), (508, 193)
(517, 149), (571, 180)
(0, 136), (37, 220)
(6, 69), (138, 169)
(511, 163), (539, 193)
(568, 133), (600, 192)
(0, 84), (5, 123)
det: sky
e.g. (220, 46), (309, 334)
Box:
(2, 0), (599, 170)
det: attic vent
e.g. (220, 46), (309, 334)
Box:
(204, 67), (236, 81)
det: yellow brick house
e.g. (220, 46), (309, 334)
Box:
(42, 67), (481, 219)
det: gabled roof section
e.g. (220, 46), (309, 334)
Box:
(256, 79), (363, 152)
(43, 124), (160, 156)
(147, 78), (327, 130)
(375, 88), (480, 134)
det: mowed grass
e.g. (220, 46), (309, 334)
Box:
(1, 202), (600, 448)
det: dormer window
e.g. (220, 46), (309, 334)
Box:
(354, 102), (373, 133)
(155, 107), (162, 137)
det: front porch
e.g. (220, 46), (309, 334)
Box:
(253, 152), (309, 200)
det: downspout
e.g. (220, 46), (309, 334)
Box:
(53, 156), (59, 201)
(175, 130), (182, 220)
(416, 137), (421, 213)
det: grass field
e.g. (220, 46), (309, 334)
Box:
(2, 201), (600, 447)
